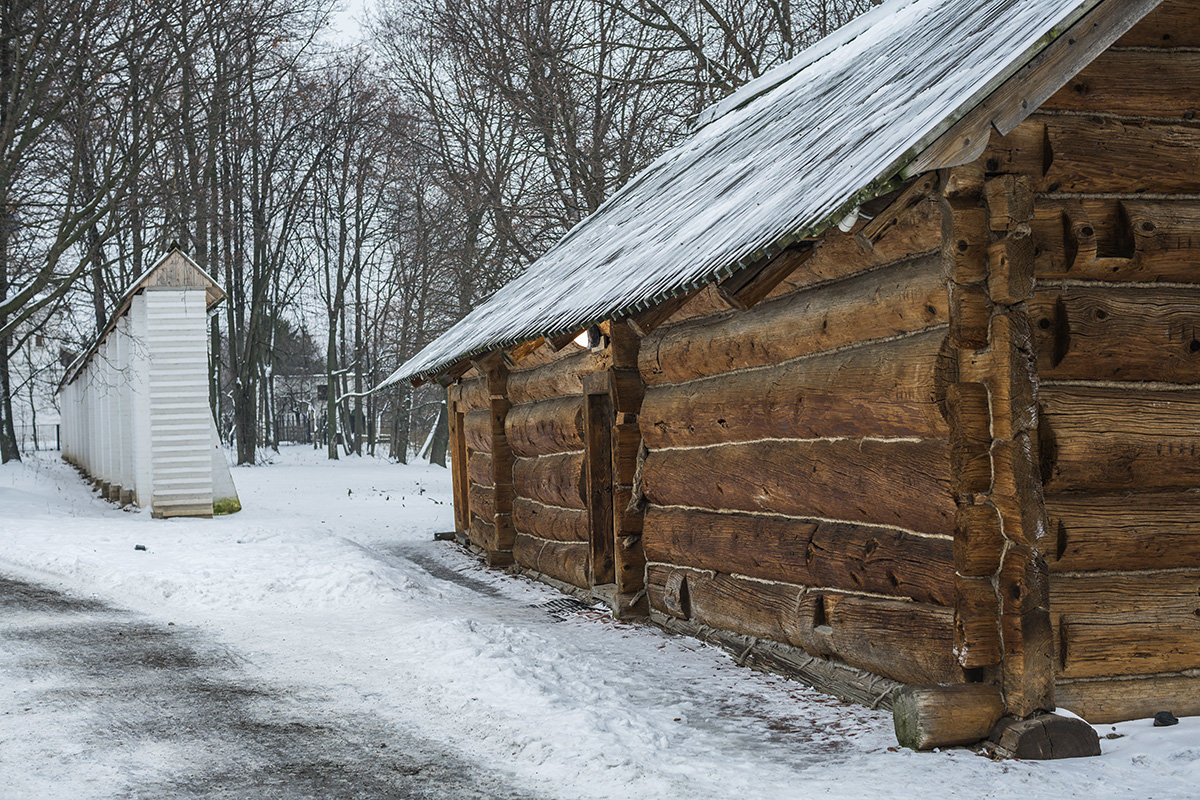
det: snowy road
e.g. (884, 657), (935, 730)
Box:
(2, 447), (1198, 799)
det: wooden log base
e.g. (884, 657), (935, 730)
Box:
(591, 582), (649, 620)
(650, 610), (903, 711)
(986, 714), (1101, 760)
(893, 684), (1004, 751)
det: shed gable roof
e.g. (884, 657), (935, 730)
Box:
(382, 0), (1159, 386)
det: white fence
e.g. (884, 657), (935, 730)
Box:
(58, 249), (240, 517)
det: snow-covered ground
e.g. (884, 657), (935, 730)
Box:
(1, 446), (1197, 799)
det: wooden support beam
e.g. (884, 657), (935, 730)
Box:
(503, 337), (546, 367)
(716, 244), (815, 311)
(858, 173), (939, 248)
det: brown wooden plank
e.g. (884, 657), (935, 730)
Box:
(988, 116), (1200, 194)
(639, 255), (949, 386)
(505, 396), (586, 458)
(626, 288), (702, 337)
(1057, 673), (1200, 724)
(514, 533), (589, 588)
(1040, 386), (1200, 492)
(717, 244), (815, 311)
(584, 389), (615, 586)
(512, 497), (589, 542)
(1050, 569), (1200, 617)
(467, 450), (493, 488)
(1042, 49), (1200, 118)
(641, 439), (955, 536)
(1029, 286), (1200, 383)
(1056, 612), (1200, 679)
(640, 329), (951, 449)
(1046, 492), (1200, 572)
(1116, 0), (1200, 47)
(642, 505), (954, 605)
(513, 451), (587, 509)
(469, 513), (495, 550)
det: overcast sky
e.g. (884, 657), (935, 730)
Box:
(329, 0), (370, 42)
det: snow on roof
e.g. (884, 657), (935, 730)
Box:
(381, 0), (1110, 386)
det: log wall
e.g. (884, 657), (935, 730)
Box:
(979, 0), (1200, 723)
(504, 340), (607, 589)
(638, 189), (964, 687)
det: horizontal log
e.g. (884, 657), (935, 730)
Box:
(1116, 0), (1200, 47)
(641, 439), (955, 536)
(639, 329), (952, 449)
(463, 408), (492, 453)
(458, 376), (489, 411)
(513, 533), (589, 589)
(1050, 569), (1200, 618)
(1031, 199), (1200, 283)
(1046, 492), (1200, 571)
(512, 497), (588, 542)
(1040, 386), (1200, 492)
(467, 451), (493, 488)
(986, 116), (1200, 194)
(638, 255), (948, 385)
(768, 196), (942, 298)
(1028, 286), (1200, 383)
(1057, 672), (1200, 724)
(1056, 612), (1200, 680)
(505, 397), (585, 457)
(507, 349), (606, 405)
(1042, 50), (1200, 118)
(645, 565), (961, 685)
(468, 483), (494, 521)
(893, 684), (1004, 750)
(642, 505), (954, 605)
(469, 513), (494, 551)
(513, 451), (587, 509)
(652, 612), (905, 711)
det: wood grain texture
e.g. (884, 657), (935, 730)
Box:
(469, 513), (495, 551)
(645, 564), (962, 685)
(1029, 287), (1200, 383)
(468, 483), (495, 522)
(986, 116), (1200, 194)
(1045, 492), (1200, 571)
(1116, 0), (1200, 47)
(467, 451), (493, 488)
(463, 409), (492, 453)
(639, 329), (952, 449)
(893, 684), (1004, 750)
(505, 397), (585, 457)
(1030, 199), (1200, 283)
(1057, 672), (1200, 724)
(513, 451), (587, 509)
(512, 497), (588, 542)
(458, 376), (490, 411)
(1041, 49), (1200, 118)
(1040, 386), (1200, 493)
(641, 439), (956, 536)
(1056, 612), (1200, 679)
(642, 505), (954, 605)
(639, 255), (948, 386)
(507, 349), (606, 405)
(513, 533), (589, 588)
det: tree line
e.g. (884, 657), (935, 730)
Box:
(0, 0), (872, 465)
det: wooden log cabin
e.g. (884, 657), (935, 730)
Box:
(380, 0), (1200, 755)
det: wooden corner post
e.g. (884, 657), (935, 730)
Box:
(475, 352), (515, 567)
(447, 383), (470, 535)
(941, 162), (1054, 720)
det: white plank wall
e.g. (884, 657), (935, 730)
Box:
(57, 250), (237, 518)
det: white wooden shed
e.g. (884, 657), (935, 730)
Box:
(58, 248), (240, 518)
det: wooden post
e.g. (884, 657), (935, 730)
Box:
(940, 163), (1054, 721)
(584, 373), (615, 586)
(447, 383), (470, 535)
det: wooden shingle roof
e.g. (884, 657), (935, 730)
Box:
(381, 0), (1160, 386)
